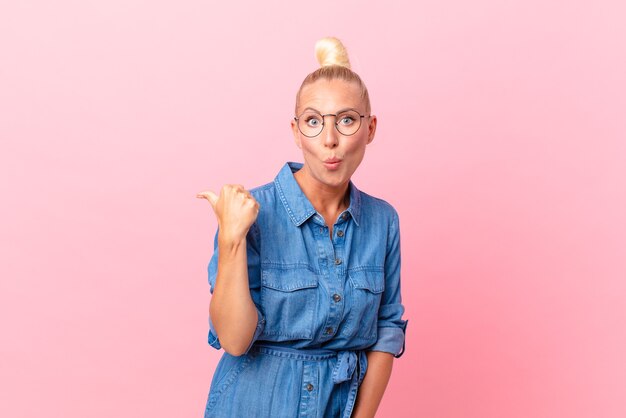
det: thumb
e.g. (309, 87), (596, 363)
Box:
(196, 190), (219, 209)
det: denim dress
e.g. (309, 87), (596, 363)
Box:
(204, 161), (408, 418)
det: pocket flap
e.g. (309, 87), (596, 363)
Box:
(261, 268), (318, 292)
(348, 269), (385, 293)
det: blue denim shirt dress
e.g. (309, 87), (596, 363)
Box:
(204, 161), (408, 418)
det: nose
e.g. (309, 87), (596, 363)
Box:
(321, 115), (339, 148)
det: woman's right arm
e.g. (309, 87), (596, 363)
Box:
(197, 184), (261, 356)
(210, 233), (259, 356)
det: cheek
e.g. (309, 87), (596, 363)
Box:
(298, 141), (319, 163)
(299, 140), (314, 154)
(344, 138), (368, 157)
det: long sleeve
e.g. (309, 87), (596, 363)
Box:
(207, 223), (266, 355)
(367, 209), (408, 358)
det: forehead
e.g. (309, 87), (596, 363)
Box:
(298, 79), (364, 114)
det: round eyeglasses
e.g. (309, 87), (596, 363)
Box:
(294, 109), (369, 138)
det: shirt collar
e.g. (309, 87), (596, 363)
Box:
(274, 161), (361, 227)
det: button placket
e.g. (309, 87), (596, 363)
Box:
(317, 215), (347, 343)
(300, 362), (318, 415)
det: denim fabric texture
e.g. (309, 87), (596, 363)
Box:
(204, 161), (408, 417)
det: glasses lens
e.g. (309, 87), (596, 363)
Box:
(335, 110), (362, 136)
(298, 111), (324, 137)
(297, 109), (364, 137)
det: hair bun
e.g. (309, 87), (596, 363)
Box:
(315, 37), (351, 69)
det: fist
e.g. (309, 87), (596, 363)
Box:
(196, 184), (260, 243)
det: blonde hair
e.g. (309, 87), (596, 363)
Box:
(295, 37), (371, 115)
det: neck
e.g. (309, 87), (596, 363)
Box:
(294, 166), (350, 214)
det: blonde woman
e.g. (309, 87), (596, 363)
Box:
(197, 36), (408, 418)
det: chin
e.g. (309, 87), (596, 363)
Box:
(321, 172), (349, 186)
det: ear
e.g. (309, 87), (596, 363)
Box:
(366, 115), (377, 145)
(291, 118), (303, 149)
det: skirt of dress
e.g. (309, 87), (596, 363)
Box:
(204, 344), (368, 418)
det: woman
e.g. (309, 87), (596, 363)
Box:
(197, 37), (408, 418)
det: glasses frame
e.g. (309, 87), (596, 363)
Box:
(293, 108), (370, 138)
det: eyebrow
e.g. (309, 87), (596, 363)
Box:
(302, 107), (359, 114)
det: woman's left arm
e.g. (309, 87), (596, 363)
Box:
(351, 350), (394, 418)
(352, 208), (408, 417)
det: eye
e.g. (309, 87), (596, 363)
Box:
(339, 115), (355, 126)
(305, 116), (322, 127)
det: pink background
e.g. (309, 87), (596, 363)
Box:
(1, 1), (625, 417)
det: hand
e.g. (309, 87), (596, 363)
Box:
(196, 184), (260, 243)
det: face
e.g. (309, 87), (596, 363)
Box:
(291, 78), (377, 191)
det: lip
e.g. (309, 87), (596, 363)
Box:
(323, 158), (342, 170)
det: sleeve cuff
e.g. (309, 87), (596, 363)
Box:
(208, 308), (266, 356)
(368, 319), (408, 358)
(207, 316), (221, 350)
(241, 309), (266, 355)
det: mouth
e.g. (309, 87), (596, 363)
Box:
(323, 158), (343, 170)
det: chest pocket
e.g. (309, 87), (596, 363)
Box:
(260, 267), (319, 340)
(344, 269), (385, 339)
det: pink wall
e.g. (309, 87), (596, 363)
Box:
(1, 1), (624, 417)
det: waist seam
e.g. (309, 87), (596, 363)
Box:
(252, 343), (351, 360)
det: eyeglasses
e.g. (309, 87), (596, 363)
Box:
(294, 108), (369, 138)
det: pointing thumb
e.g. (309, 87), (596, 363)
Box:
(196, 190), (219, 209)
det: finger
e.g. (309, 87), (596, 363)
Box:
(196, 190), (219, 208)
(249, 199), (260, 211)
(226, 184), (245, 192)
(234, 188), (252, 200)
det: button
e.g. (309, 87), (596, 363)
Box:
(333, 294), (342, 302)
(334, 258), (342, 265)
(319, 227), (323, 234)
(325, 327), (333, 334)
(337, 230), (344, 237)
(306, 383), (314, 391)
(342, 213), (347, 219)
